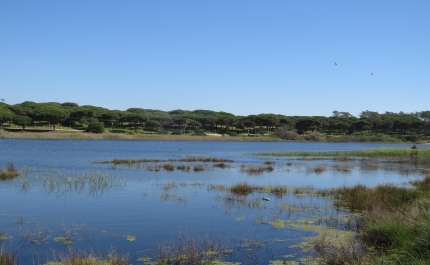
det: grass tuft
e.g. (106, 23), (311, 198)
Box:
(0, 163), (19, 180)
(230, 182), (255, 195)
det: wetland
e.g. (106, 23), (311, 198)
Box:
(0, 140), (429, 264)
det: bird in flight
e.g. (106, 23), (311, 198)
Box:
(334, 61), (338, 66)
(0, 98), (4, 102)
(371, 72), (374, 76)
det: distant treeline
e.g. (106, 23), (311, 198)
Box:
(0, 101), (429, 141)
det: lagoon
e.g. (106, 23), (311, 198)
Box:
(0, 140), (427, 264)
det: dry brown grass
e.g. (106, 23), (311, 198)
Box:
(0, 131), (281, 142)
(0, 249), (18, 265)
(230, 182), (255, 195)
(0, 163), (19, 180)
(332, 164), (352, 172)
(306, 165), (327, 174)
(44, 248), (129, 265)
(239, 165), (274, 174)
(162, 163), (175, 171)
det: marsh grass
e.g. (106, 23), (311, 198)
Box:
(332, 164), (352, 172)
(306, 165), (327, 174)
(41, 172), (126, 195)
(213, 162), (230, 168)
(178, 156), (234, 163)
(239, 164), (274, 174)
(44, 248), (129, 265)
(95, 156), (233, 166)
(193, 165), (205, 172)
(162, 182), (179, 190)
(258, 148), (430, 166)
(176, 165), (191, 171)
(162, 163), (175, 171)
(159, 192), (188, 203)
(96, 158), (165, 165)
(334, 184), (420, 212)
(360, 162), (380, 171)
(0, 163), (19, 180)
(335, 155), (349, 162)
(0, 248), (18, 265)
(230, 182), (256, 195)
(154, 231), (229, 265)
(317, 176), (430, 264)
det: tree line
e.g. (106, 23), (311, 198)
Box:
(0, 101), (429, 141)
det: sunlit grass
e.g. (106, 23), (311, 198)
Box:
(0, 163), (19, 180)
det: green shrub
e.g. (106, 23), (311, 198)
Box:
(228, 131), (238, 137)
(194, 129), (206, 136)
(87, 120), (105, 133)
(171, 130), (182, 135)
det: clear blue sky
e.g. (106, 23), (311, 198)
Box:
(1, 1), (429, 117)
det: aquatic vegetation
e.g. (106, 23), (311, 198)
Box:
(193, 165), (205, 172)
(213, 162), (229, 168)
(0, 249), (18, 265)
(40, 172), (126, 195)
(0, 230), (11, 241)
(162, 182), (179, 190)
(162, 163), (175, 171)
(239, 164), (274, 174)
(305, 165), (327, 174)
(258, 148), (430, 167)
(96, 158), (166, 165)
(335, 155), (349, 162)
(43, 248), (129, 265)
(178, 156), (234, 163)
(176, 165), (191, 171)
(13, 216), (24, 225)
(230, 182), (255, 195)
(332, 164), (352, 172)
(125, 235), (136, 242)
(0, 163), (19, 180)
(154, 231), (229, 265)
(19, 224), (50, 247)
(159, 192), (188, 203)
(54, 236), (73, 245)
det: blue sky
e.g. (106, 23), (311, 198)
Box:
(1, 1), (429, 117)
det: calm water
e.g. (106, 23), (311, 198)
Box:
(0, 140), (426, 264)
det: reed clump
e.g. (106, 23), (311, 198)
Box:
(154, 231), (228, 265)
(176, 165), (190, 171)
(96, 158), (166, 165)
(306, 165), (327, 174)
(213, 162), (229, 168)
(230, 182), (256, 195)
(0, 163), (19, 180)
(334, 184), (419, 212)
(239, 164), (274, 174)
(0, 249), (18, 265)
(193, 165), (205, 172)
(44, 248), (129, 265)
(332, 164), (352, 172)
(162, 163), (175, 171)
(258, 148), (430, 166)
(178, 156), (234, 163)
(269, 186), (288, 198)
(319, 176), (430, 264)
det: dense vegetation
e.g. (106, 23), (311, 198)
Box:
(0, 101), (429, 142)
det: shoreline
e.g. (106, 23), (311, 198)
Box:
(0, 130), (283, 141)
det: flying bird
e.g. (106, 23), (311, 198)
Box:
(334, 61), (338, 66)
(0, 98), (4, 102)
(371, 72), (374, 76)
